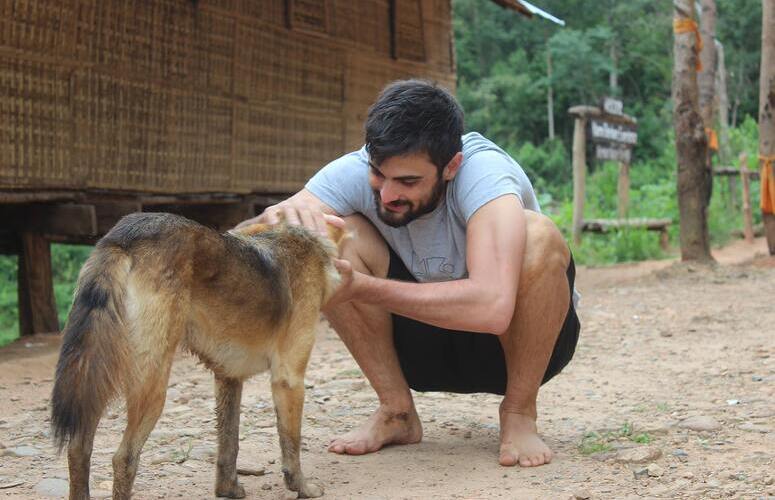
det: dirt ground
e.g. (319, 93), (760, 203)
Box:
(1, 237), (773, 499)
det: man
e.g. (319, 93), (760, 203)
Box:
(237, 80), (579, 467)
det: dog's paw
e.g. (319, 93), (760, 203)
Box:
(298, 481), (324, 498)
(215, 481), (246, 499)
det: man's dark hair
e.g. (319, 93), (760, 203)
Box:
(365, 79), (464, 171)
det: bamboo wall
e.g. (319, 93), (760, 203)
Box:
(0, 0), (455, 194)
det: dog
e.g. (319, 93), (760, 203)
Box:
(50, 212), (346, 499)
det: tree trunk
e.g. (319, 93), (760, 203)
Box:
(760, 0), (775, 254)
(673, 0), (714, 261)
(698, 0), (717, 127)
(715, 40), (732, 164)
(547, 47), (555, 140)
(609, 40), (618, 94)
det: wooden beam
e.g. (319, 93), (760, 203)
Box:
(582, 218), (672, 233)
(572, 117), (587, 245)
(95, 201), (142, 235)
(18, 232), (59, 335)
(150, 203), (254, 232)
(714, 167), (760, 179)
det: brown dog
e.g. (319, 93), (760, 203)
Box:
(50, 212), (345, 499)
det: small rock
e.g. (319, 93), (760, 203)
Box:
(672, 448), (688, 457)
(682, 471), (695, 479)
(738, 423), (771, 434)
(632, 467), (649, 479)
(647, 464), (664, 477)
(35, 478), (69, 497)
(679, 416), (721, 432)
(573, 489), (592, 499)
(237, 467), (266, 476)
(0, 481), (24, 489)
(615, 446), (662, 464)
(4, 445), (41, 457)
(98, 480), (113, 490)
(261, 483), (272, 490)
(463, 431), (472, 439)
(706, 479), (721, 488)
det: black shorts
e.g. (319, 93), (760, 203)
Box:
(390, 248), (580, 395)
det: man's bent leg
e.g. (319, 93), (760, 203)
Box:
(497, 211), (571, 467)
(323, 215), (422, 455)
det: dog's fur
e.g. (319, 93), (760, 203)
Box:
(50, 212), (345, 499)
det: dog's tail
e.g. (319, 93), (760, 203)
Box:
(51, 245), (131, 453)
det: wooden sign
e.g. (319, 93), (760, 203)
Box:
(590, 120), (638, 145)
(602, 97), (623, 116)
(595, 144), (632, 163)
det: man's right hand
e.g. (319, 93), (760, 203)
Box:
(233, 190), (344, 239)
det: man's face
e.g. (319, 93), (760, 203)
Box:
(368, 152), (446, 227)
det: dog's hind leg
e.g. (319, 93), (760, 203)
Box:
(271, 357), (324, 498)
(111, 365), (171, 500)
(214, 375), (245, 499)
(66, 417), (99, 500)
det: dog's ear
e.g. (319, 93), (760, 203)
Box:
(232, 223), (272, 237)
(326, 223), (352, 256)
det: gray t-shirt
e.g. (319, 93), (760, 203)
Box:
(306, 132), (542, 284)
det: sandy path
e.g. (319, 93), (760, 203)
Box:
(0, 238), (773, 499)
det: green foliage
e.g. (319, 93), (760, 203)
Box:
(579, 421), (652, 455)
(0, 244), (92, 347)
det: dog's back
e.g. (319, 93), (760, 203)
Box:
(51, 212), (340, 499)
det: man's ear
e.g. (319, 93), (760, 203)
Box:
(442, 152), (463, 181)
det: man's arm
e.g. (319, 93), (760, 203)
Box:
(339, 194), (525, 335)
(235, 188), (342, 236)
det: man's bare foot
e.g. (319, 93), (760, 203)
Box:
(498, 409), (553, 467)
(328, 405), (423, 455)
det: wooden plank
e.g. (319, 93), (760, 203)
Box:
(150, 203), (254, 232)
(714, 167), (760, 179)
(29, 204), (97, 237)
(617, 162), (630, 218)
(18, 233), (59, 336)
(572, 117), (587, 245)
(582, 218), (672, 232)
(94, 201), (142, 235)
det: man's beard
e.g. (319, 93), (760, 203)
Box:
(373, 177), (447, 228)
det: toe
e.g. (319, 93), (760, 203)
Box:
(499, 450), (518, 466)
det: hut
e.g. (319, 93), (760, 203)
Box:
(0, 0), (543, 336)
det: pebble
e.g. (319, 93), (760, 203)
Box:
(682, 471), (695, 479)
(679, 416), (721, 432)
(647, 464), (664, 477)
(632, 466), (649, 479)
(573, 489), (592, 499)
(34, 478), (69, 497)
(614, 446), (662, 464)
(3, 445), (41, 457)
(261, 483), (272, 490)
(738, 423), (771, 434)
(237, 467), (266, 476)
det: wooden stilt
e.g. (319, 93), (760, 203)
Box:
(617, 161), (630, 218)
(18, 232), (59, 336)
(572, 117), (587, 246)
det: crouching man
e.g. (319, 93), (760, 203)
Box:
(237, 79), (580, 467)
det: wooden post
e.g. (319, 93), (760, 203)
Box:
(18, 232), (59, 335)
(739, 154), (755, 243)
(760, 0), (775, 254)
(572, 117), (587, 245)
(617, 161), (630, 218)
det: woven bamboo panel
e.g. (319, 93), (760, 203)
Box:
(234, 21), (344, 112)
(0, 0), (76, 56)
(394, 0), (426, 62)
(343, 53), (454, 151)
(232, 103), (344, 193)
(72, 69), (231, 192)
(0, 0), (457, 194)
(235, 0), (286, 27)
(0, 55), (77, 187)
(330, 0), (391, 56)
(421, 0), (454, 72)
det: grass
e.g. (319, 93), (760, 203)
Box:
(578, 422), (653, 456)
(0, 244), (92, 347)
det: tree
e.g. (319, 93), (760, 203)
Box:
(760, 0), (775, 254)
(672, 0), (714, 261)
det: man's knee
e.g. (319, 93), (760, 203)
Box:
(341, 214), (390, 278)
(521, 212), (570, 286)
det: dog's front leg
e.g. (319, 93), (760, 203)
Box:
(271, 370), (324, 498)
(215, 375), (246, 499)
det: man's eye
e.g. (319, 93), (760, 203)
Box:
(400, 180), (418, 186)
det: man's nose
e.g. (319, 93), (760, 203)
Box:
(380, 182), (400, 204)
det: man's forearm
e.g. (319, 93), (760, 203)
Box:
(353, 273), (512, 334)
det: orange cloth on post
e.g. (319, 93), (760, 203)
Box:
(761, 155), (775, 214)
(705, 128), (718, 151)
(673, 18), (703, 72)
